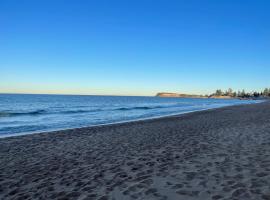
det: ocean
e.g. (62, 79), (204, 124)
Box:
(0, 94), (261, 137)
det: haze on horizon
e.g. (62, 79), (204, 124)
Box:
(1, 0), (270, 96)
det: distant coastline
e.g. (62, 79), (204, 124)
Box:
(156, 91), (269, 100)
(156, 92), (208, 98)
(156, 92), (235, 99)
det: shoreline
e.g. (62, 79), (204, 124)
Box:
(0, 100), (263, 139)
(1, 101), (270, 200)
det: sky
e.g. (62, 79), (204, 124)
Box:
(1, 0), (270, 96)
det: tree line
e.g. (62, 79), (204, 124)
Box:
(211, 88), (270, 98)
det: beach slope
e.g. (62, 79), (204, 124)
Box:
(1, 101), (270, 200)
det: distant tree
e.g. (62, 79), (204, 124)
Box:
(226, 88), (233, 96)
(253, 92), (260, 98)
(237, 91), (242, 97)
(241, 89), (246, 97)
(263, 88), (269, 96)
(245, 92), (251, 98)
(215, 89), (223, 96)
(210, 88), (268, 98)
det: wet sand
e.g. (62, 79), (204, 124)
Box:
(1, 101), (270, 200)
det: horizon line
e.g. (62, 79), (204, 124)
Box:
(0, 92), (155, 97)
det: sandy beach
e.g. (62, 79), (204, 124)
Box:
(1, 101), (270, 200)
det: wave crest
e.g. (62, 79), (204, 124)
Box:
(0, 110), (46, 117)
(0, 105), (165, 118)
(115, 106), (163, 111)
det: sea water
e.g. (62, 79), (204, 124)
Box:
(0, 94), (261, 137)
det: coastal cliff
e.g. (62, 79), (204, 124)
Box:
(156, 92), (207, 98)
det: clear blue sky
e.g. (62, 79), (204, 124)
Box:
(1, 0), (269, 96)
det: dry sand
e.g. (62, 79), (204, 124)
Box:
(1, 101), (270, 200)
